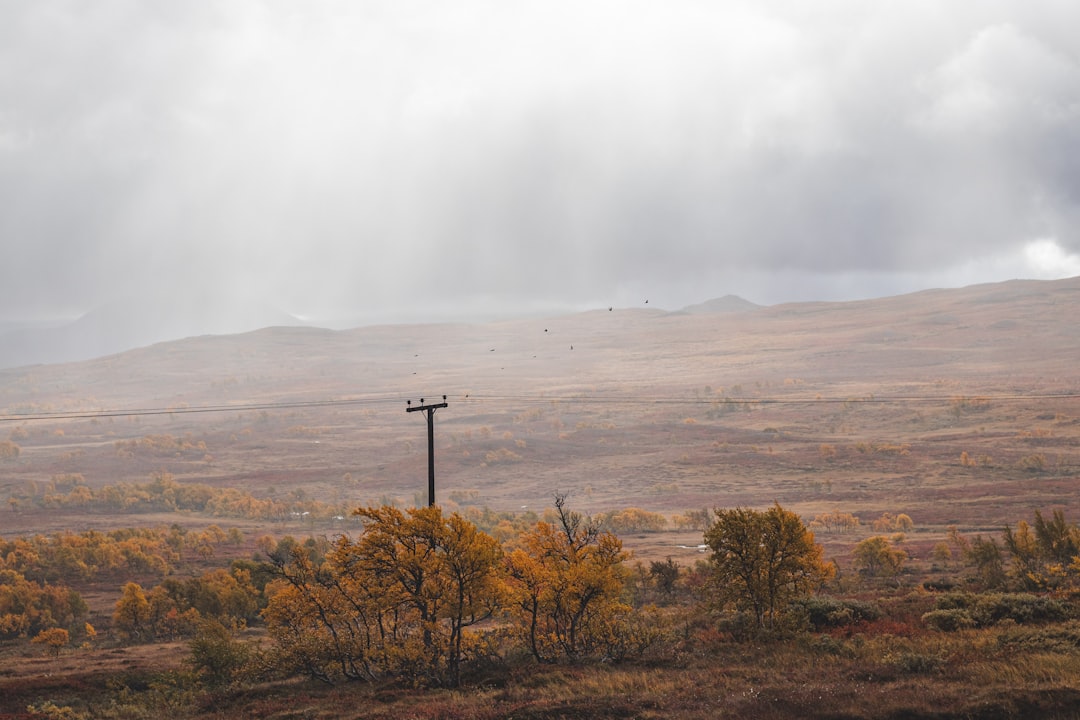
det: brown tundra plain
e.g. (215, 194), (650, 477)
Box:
(2, 276), (1080, 718)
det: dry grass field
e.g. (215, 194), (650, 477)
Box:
(2, 276), (1080, 718)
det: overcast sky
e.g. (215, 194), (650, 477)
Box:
(3, 1), (1079, 331)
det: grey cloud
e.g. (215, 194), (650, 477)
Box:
(2, 1), (1079, 331)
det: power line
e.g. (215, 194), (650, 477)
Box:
(459, 392), (1080, 405)
(0, 396), (404, 423)
(2, 390), (1077, 424)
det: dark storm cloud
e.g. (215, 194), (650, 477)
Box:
(2, 1), (1079, 331)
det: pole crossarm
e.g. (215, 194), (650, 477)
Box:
(406, 397), (448, 507)
(406, 402), (448, 413)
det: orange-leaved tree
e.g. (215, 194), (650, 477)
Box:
(505, 494), (630, 662)
(704, 503), (833, 631)
(261, 541), (370, 684)
(31, 627), (69, 658)
(113, 582), (151, 642)
(263, 505), (503, 687)
(1004, 510), (1080, 590)
(0, 569), (86, 640)
(346, 505), (503, 686)
(852, 535), (907, 580)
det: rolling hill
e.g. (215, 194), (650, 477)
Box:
(1, 276), (1079, 538)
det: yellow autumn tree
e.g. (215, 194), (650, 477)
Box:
(263, 505), (503, 687)
(262, 549), (368, 683)
(113, 582), (151, 642)
(505, 494), (630, 662)
(262, 531), (392, 684)
(704, 503), (833, 631)
(346, 505), (503, 686)
(1004, 510), (1080, 590)
(1003, 519), (1044, 589)
(852, 536), (908, 580)
(0, 570), (86, 640)
(32, 627), (69, 658)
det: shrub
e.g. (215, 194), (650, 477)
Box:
(996, 621), (1080, 653)
(0, 441), (19, 460)
(1017, 454), (1047, 472)
(804, 633), (854, 657)
(960, 536), (1007, 589)
(798, 597), (882, 630)
(714, 611), (760, 642)
(886, 651), (945, 675)
(971, 593), (1068, 625)
(600, 606), (672, 662)
(597, 508), (669, 533)
(483, 448), (522, 465)
(24, 701), (86, 719)
(922, 608), (976, 632)
(187, 619), (252, 688)
(930, 592), (1069, 627)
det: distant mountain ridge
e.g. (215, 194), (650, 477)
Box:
(0, 292), (305, 369)
(679, 295), (762, 314)
(0, 292), (762, 370)
(1, 278), (1076, 371)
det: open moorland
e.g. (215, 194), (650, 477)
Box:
(2, 277), (1080, 718)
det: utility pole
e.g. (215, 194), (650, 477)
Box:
(406, 396), (447, 507)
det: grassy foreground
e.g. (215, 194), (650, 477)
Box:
(7, 609), (1080, 720)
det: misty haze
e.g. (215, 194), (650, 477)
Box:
(3, 2), (1080, 717)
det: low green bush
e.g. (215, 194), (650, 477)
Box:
(932, 592), (1069, 627)
(797, 596), (882, 630)
(996, 621), (1080, 653)
(886, 651), (945, 675)
(922, 608), (976, 632)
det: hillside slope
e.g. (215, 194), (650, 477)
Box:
(1, 276), (1078, 535)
